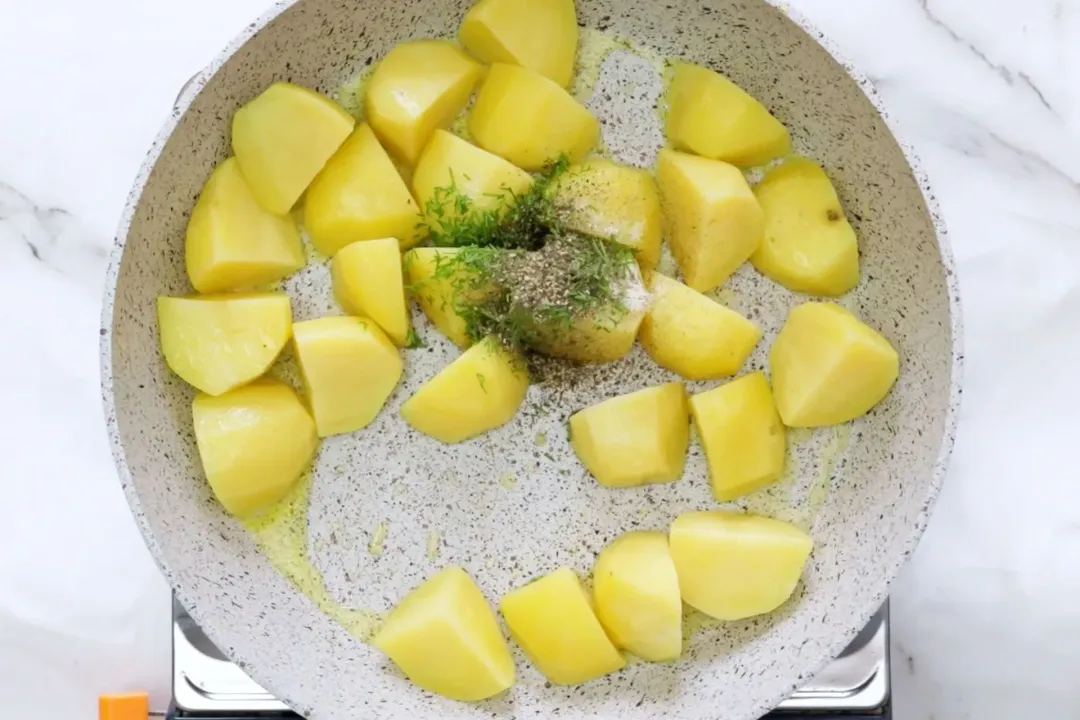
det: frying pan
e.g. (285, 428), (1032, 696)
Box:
(100, 1), (963, 718)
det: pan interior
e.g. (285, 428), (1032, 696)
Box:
(105, 1), (956, 718)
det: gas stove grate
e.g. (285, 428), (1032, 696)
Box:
(168, 597), (890, 719)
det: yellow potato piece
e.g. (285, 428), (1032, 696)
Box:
(184, 158), (304, 293)
(192, 379), (319, 516)
(639, 273), (761, 381)
(292, 316), (403, 437)
(366, 40), (483, 165)
(157, 292), (292, 396)
(413, 130), (534, 235)
(401, 337), (528, 443)
(331, 239), (410, 347)
(751, 157), (860, 296)
(666, 63), (791, 167)
(500, 567), (625, 685)
(669, 510), (812, 621)
(232, 82), (355, 215)
(550, 158), (662, 270)
(689, 372), (786, 501)
(304, 124), (422, 255)
(569, 382), (689, 488)
(460, 0), (578, 87)
(404, 246), (498, 348)
(530, 304), (646, 363)
(374, 567), (515, 701)
(655, 149), (764, 293)
(769, 302), (899, 427)
(593, 532), (682, 663)
(469, 63), (598, 171)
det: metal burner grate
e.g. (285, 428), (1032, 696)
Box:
(168, 597), (889, 719)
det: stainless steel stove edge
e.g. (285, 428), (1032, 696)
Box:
(172, 598), (889, 715)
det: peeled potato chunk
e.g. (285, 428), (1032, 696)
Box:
(293, 316), (403, 437)
(401, 337), (528, 443)
(500, 567), (625, 685)
(469, 63), (598, 171)
(669, 510), (812, 621)
(232, 82), (355, 215)
(331, 238), (410, 347)
(689, 371), (786, 501)
(460, 0), (578, 87)
(569, 382), (689, 488)
(666, 63), (791, 167)
(655, 149), (764, 293)
(192, 379), (319, 516)
(527, 260), (649, 363)
(374, 567), (515, 701)
(413, 130), (534, 235)
(531, 303), (646, 364)
(770, 302), (899, 427)
(751, 157), (860, 296)
(185, 158), (304, 293)
(593, 532), (682, 662)
(157, 292), (292, 396)
(304, 124), (421, 255)
(550, 158), (663, 270)
(639, 273), (760, 381)
(366, 40), (483, 165)
(404, 247), (498, 348)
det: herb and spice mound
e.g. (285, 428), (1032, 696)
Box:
(412, 158), (649, 362)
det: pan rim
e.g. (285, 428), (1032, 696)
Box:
(99, 1), (964, 717)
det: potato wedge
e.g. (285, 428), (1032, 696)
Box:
(593, 532), (682, 662)
(669, 510), (812, 620)
(366, 40), (483, 164)
(666, 63), (790, 167)
(192, 379), (319, 516)
(413, 130), (533, 236)
(374, 567), (515, 701)
(569, 382), (689, 488)
(404, 246), (499, 348)
(157, 292), (292, 396)
(689, 372), (786, 501)
(550, 158), (663, 270)
(331, 238), (410, 347)
(655, 149), (764, 293)
(232, 82), (354, 214)
(304, 124), (421, 255)
(401, 337), (527, 443)
(770, 302), (899, 427)
(639, 273), (760, 380)
(500, 567), (625, 685)
(460, 0), (578, 87)
(529, 303), (646, 364)
(184, 158), (304, 293)
(751, 157), (860, 296)
(469, 63), (598, 170)
(293, 316), (403, 437)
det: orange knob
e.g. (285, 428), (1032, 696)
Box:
(98, 692), (149, 720)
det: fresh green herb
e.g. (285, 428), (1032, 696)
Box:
(404, 327), (425, 349)
(412, 154), (638, 357)
(416, 156), (572, 250)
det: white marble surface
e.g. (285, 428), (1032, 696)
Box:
(0, 0), (1077, 718)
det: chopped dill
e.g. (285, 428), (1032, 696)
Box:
(412, 152), (639, 356)
(404, 327), (425, 349)
(417, 156), (572, 250)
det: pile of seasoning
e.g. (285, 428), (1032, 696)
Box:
(418, 158), (643, 355)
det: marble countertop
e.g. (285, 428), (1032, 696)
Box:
(2, 0), (1077, 718)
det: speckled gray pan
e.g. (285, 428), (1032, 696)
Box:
(100, 1), (962, 718)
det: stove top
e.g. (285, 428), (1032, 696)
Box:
(168, 597), (890, 718)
